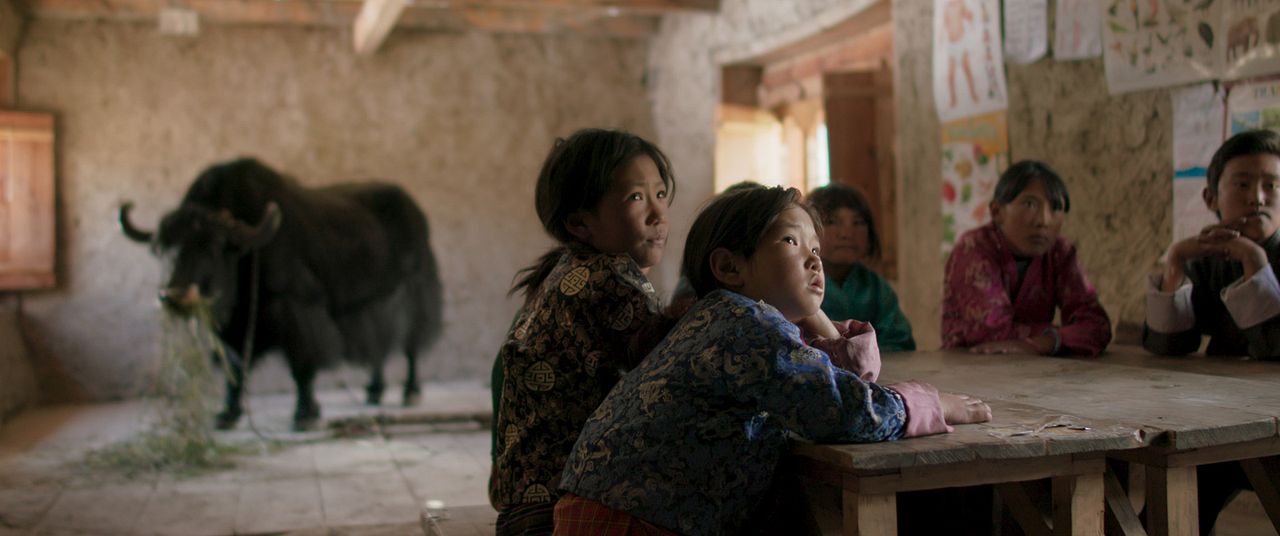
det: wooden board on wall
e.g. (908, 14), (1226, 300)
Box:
(0, 110), (55, 290)
(824, 68), (896, 281)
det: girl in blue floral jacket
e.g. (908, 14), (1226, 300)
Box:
(554, 186), (991, 536)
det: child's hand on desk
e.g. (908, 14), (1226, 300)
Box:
(939, 392), (991, 424)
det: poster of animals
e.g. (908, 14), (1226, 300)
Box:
(941, 111), (1008, 254)
(1223, 0), (1280, 80)
(1103, 0), (1224, 94)
(933, 0), (1009, 122)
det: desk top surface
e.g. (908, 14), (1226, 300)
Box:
(795, 347), (1280, 471)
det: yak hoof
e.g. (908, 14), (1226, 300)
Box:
(215, 409), (242, 430)
(365, 385), (384, 406)
(403, 386), (422, 407)
(291, 416), (321, 432)
(292, 404), (321, 432)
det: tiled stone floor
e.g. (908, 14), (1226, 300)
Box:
(0, 381), (494, 535)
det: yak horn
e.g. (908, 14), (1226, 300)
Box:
(118, 202), (154, 243)
(235, 202), (282, 250)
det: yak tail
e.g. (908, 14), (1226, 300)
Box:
(411, 249), (444, 354)
(510, 246), (566, 302)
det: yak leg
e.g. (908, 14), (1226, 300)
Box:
(288, 359), (321, 431)
(403, 346), (421, 407)
(366, 365), (385, 406)
(280, 304), (344, 431)
(215, 347), (246, 430)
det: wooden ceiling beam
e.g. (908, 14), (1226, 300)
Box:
(20, 0), (670, 36)
(353, 0), (408, 54)
(457, 7), (658, 36)
(23, 0), (356, 26)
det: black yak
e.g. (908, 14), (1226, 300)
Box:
(120, 158), (443, 430)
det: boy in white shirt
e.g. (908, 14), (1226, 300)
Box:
(1145, 129), (1280, 359)
(1143, 129), (1280, 534)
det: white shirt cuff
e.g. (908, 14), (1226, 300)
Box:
(1146, 272), (1195, 333)
(1222, 268), (1280, 329)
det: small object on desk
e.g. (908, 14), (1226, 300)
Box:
(989, 414), (1092, 437)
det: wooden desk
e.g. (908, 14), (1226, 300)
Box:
(1097, 346), (1280, 536)
(789, 350), (1280, 536)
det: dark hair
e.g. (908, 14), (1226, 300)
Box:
(723, 180), (764, 193)
(681, 186), (821, 299)
(991, 160), (1071, 213)
(806, 183), (882, 259)
(511, 128), (675, 299)
(1207, 129), (1280, 194)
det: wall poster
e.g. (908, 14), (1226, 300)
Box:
(934, 0), (1009, 121)
(1054, 0), (1104, 60)
(1102, 0), (1224, 94)
(1004, 0), (1049, 64)
(1171, 83), (1226, 243)
(1223, 0), (1280, 80)
(942, 111), (1009, 254)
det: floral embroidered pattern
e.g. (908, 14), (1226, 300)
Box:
(942, 222), (1112, 356)
(492, 250), (662, 509)
(560, 289), (906, 536)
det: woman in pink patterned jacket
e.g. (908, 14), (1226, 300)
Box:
(942, 160), (1112, 356)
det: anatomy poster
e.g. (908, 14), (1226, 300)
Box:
(1103, 0), (1223, 94)
(1004, 0), (1048, 64)
(1054, 0), (1103, 60)
(1171, 83), (1225, 243)
(934, 0), (1009, 122)
(1223, 0), (1280, 80)
(941, 111), (1009, 254)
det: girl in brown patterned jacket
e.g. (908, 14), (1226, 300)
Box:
(491, 128), (679, 535)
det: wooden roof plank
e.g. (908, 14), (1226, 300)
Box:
(21, 0), (666, 35)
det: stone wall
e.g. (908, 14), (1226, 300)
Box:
(16, 20), (654, 401)
(893, 0), (1169, 348)
(0, 311), (37, 424)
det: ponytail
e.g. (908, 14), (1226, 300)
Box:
(510, 247), (567, 301)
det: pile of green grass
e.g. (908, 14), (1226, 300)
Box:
(83, 303), (268, 476)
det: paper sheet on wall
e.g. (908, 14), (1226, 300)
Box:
(1171, 83), (1225, 244)
(1053, 0), (1103, 60)
(1102, 0), (1223, 94)
(934, 0), (1009, 122)
(1004, 0), (1048, 64)
(1223, 0), (1280, 81)
(1227, 77), (1280, 134)
(941, 111), (1009, 254)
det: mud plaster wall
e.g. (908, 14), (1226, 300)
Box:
(645, 0), (885, 299)
(893, 0), (1169, 349)
(17, 20), (654, 401)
